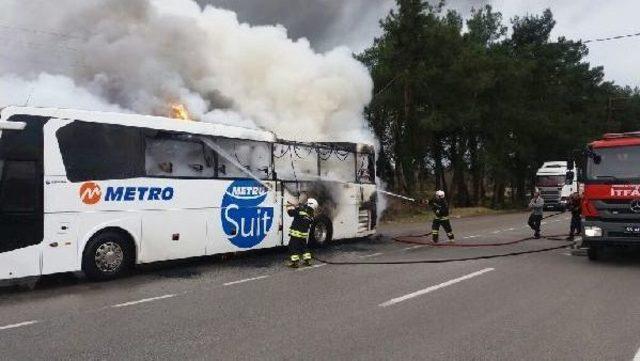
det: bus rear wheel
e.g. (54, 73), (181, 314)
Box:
(310, 217), (333, 248)
(82, 230), (134, 281)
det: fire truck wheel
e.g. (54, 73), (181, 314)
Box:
(587, 246), (601, 261)
(82, 230), (135, 281)
(310, 217), (333, 248)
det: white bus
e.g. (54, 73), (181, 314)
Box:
(0, 106), (377, 281)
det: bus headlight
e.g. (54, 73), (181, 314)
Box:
(584, 226), (602, 237)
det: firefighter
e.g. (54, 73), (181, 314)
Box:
(567, 192), (582, 241)
(287, 198), (319, 268)
(528, 191), (544, 239)
(430, 190), (455, 243)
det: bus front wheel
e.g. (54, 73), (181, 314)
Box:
(310, 217), (333, 248)
(82, 230), (134, 281)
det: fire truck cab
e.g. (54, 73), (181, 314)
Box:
(578, 131), (640, 260)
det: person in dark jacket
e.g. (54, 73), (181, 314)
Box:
(567, 192), (582, 241)
(528, 191), (544, 239)
(286, 198), (318, 268)
(430, 190), (455, 243)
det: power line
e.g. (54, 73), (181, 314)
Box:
(0, 23), (85, 41)
(583, 31), (640, 44)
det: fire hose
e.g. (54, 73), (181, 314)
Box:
(313, 237), (576, 265)
(392, 211), (566, 247)
(313, 212), (575, 265)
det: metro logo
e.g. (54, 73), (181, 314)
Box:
(80, 182), (102, 205)
(231, 186), (268, 198)
(79, 182), (175, 205)
(221, 180), (274, 249)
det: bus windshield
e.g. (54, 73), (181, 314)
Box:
(587, 145), (640, 181)
(536, 175), (565, 187)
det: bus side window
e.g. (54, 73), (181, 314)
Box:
(274, 143), (318, 181)
(56, 122), (145, 182)
(0, 160), (38, 213)
(145, 133), (214, 178)
(357, 153), (374, 184)
(319, 147), (355, 183)
(212, 138), (271, 179)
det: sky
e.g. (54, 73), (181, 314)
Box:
(200, 0), (640, 88)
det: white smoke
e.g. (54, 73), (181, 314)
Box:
(0, 0), (374, 143)
(0, 73), (125, 112)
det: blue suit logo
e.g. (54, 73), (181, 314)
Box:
(221, 180), (274, 248)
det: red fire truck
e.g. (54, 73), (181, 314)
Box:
(575, 131), (640, 260)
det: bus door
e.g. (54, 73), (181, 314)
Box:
(261, 179), (283, 247)
(0, 116), (46, 279)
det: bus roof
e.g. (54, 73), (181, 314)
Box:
(590, 132), (640, 149)
(0, 106), (277, 143)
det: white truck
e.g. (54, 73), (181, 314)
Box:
(535, 161), (578, 211)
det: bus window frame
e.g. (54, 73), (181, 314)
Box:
(142, 130), (217, 180)
(273, 141), (319, 182)
(209, 136), (274, 181)
(356, 151), (376, 185)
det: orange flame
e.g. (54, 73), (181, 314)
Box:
(170, 103), (190, 120)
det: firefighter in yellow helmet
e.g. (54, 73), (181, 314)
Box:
(286, 198), (319, 268)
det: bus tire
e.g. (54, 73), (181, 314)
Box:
(82, 230), (135, 281)
(310, 217), (333, 248)
(587, 246), (601, 261)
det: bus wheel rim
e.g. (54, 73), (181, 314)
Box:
(315, 223), (327, 243)
(95, 242), (124, 273)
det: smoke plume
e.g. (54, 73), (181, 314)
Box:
(0, 0), (374, 143)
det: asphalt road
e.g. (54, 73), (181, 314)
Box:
(1, 212), (640, 361)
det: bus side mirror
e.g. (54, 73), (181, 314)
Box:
(565, 170), (575, 185)
(567, 160), (574, 170)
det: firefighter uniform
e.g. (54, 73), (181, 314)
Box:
(430, 196), (455, 243)
(287, 204), (315, 267)
(568, 193), (582, 241)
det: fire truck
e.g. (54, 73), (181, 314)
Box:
(574, 131), (640, 260)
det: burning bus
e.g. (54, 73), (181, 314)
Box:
(0, 106), (377, 281)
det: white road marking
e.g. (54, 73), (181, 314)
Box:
(403, 245), (424, 251)
(379, 268), (495, 307)
(223, 275), (269, 286)
(111, 294), (176, 308)
(507, 228), (516, 231)
(541, 221), (548, 225)
(297, 264), (327, 271)
(491, 230), (501, 234)
(0, 320), (39, 331)
(633, 345), (640, 361)
(361, 252), (384, 258)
